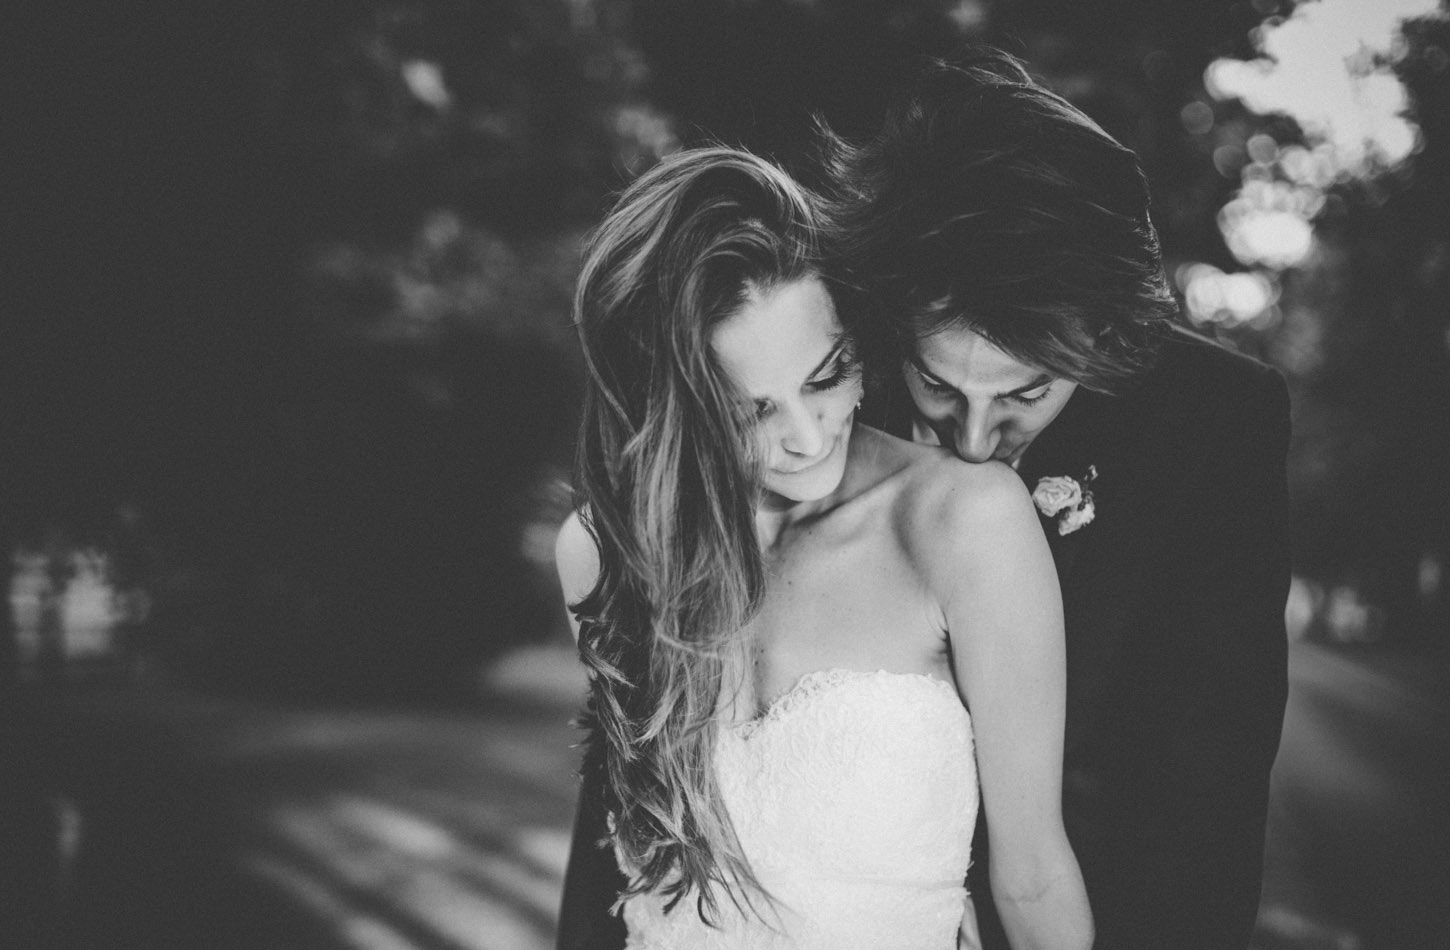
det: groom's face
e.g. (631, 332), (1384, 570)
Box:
(904, 328), (1078, 466)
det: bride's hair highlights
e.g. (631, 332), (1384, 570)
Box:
(571, 147), (837, 922)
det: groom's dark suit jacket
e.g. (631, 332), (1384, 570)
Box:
(554, 327), (1291, 950)
(961, 328), (1291, 950)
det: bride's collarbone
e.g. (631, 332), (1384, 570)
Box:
(760, 532), (919, 612)
(765, 501), (907, 574)
(759, 538), (940, 619)
(766, 453), (916, 552)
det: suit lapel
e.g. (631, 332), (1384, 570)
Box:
(869, 374), (1133, 585)
(1018, 387), (1130, 584)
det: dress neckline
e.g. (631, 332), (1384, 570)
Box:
(728, 668), (962, 736)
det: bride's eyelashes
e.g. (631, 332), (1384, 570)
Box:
(808, 352), (862, 393)
(751, 344), (861, 422)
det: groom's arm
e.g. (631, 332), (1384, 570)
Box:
(556, 771), (628, 950)
(1132, 368), (1292, 950)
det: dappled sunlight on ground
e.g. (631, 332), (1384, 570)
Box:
(217, 696), (582, 950)
(14, 648), (586, 950)
(11, 639), (1448, 949)
(1254, 643), (1450, 950)
(241, 793), (567, 949)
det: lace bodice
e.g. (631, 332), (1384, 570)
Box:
(618, 668), (979, 949)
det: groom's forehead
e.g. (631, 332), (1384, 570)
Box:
(913, 327), (1041, 386)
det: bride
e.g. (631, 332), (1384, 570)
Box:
(555, 146), (1092, 950)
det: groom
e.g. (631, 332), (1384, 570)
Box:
(837, 50), (1291, 950)
(555, 49), (1290, 950)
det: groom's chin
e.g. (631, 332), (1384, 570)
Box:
(999, 444), (1029, 467)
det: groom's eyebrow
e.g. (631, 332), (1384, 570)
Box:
(998, 375), (1054, 399)
(907, 355), (945, 383)
(909, 356), (1051, 399)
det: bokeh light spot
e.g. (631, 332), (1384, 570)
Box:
(1180, 100), (1215, 136)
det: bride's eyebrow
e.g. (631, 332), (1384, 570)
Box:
(806, 333), (851, 379)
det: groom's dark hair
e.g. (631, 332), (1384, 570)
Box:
(824, 47), (1179, 393)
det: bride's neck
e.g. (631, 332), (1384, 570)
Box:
(753, 479), (846, 552)
(753, 504), (797, 553)
(753, 422), (877, 550)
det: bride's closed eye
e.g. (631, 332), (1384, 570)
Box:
(752, 340), (860, 422)
(807, 348), (861, 393)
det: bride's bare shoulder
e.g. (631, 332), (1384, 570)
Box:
(891, 449), (1038, 564)
(555, 509), (600, 640)
(847, 423), (948, 481)
(846, 425), (1032, 554)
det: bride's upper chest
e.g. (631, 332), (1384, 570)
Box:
(732, 565), (947, 719)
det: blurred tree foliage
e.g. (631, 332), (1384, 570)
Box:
(1008, 3), (1450, 642)
(8, 0), (1447, 696)
(1271, 15), (1450, 641)
(640, 0), (1450, 643)
(12, 0), (653, 695)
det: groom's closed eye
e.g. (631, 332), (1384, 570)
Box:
(1006, 380), (1054, 406)
(910, 361), (1054, 406)
(908, 361), (957, 396)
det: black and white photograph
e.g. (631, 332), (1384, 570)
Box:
(5, 1), (1449, 948)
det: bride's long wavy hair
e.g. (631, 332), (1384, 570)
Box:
(570, 147), (849, 921)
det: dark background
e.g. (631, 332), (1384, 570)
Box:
(3, 1), (1449, 948)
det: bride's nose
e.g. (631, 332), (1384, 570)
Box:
(778, 399), (826, 458)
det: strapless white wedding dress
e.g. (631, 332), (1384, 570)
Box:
(618, 668), (979, 949)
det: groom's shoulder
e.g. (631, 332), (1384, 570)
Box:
(1133, 324), (1285, 423)
(1152, 324), (1281, 388)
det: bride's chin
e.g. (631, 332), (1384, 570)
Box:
(765, 462), (849, 505)
(761, 425), (858, 503)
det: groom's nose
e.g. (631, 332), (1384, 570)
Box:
(952, 408), (1000, 463)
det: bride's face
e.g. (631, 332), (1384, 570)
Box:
(711, 276), (863, 505)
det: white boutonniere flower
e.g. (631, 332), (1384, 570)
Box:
(1032, 465), (1098, 536)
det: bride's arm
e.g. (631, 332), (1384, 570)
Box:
(554, 510), (635, 950)
(915, 460), (1092, 950)
(555, 509), (600, 642)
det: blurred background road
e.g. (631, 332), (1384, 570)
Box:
(6, 638), (1448, 950)
(6, 647), (587, 950)
(1257, 642), (1450, 950)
